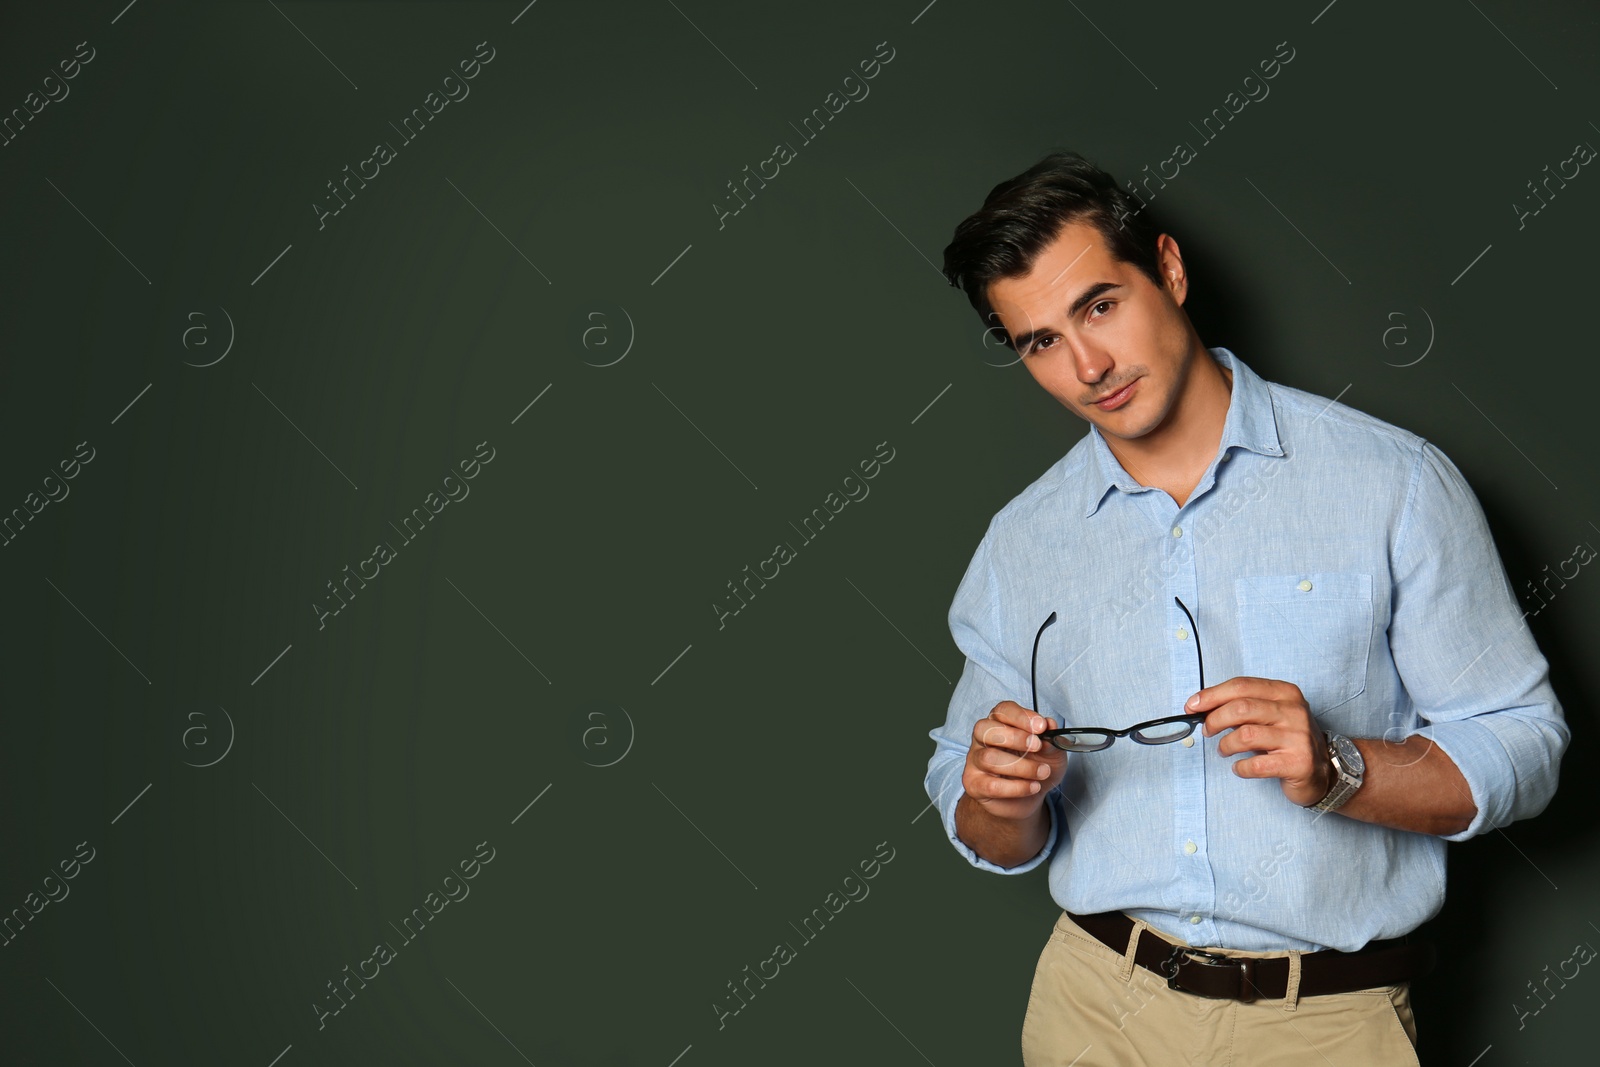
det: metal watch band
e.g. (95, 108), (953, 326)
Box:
(1308, 731), (1362, 813)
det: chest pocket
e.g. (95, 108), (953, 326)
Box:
(1234, 572), (1373, 714)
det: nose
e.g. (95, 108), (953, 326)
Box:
(1070, 339), (1112, 385)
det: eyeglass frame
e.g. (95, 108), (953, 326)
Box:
(1030, 597), (1208, 753)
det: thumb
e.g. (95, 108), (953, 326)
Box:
(1037, 718), (1069, 778)
(1035, 718), (1067, 760)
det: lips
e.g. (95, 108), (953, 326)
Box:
(1093, 378), (1138, 411)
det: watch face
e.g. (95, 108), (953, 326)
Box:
(1332, 734), (1365, 776)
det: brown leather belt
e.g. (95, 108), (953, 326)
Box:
(1066, 910), (1436, 1003)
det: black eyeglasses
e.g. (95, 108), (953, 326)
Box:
(1031, 597), (1207, 753)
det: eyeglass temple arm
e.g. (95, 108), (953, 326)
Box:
(1031, 611), (1057, 714)
(1172, 597), (1204, 691)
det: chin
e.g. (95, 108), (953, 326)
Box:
(1098, 411), (1159, 440)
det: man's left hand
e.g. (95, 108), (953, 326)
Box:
(1190, 677), (1334, 807)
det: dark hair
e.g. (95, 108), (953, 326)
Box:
(941, 151), (1165, 349)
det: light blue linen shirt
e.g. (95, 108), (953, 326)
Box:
(923, 346), (1568, 952)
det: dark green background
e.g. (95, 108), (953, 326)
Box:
(1, 1), (1595, 1064)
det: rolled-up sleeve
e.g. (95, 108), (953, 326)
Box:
(924, 520), (1066, 874)
(1388, 441), (1569, 841)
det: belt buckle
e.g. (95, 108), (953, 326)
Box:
(1162, 945), (1258, 1003)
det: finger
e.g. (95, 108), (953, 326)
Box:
(1186, 676), (1280, 714)
(1201, 697), (1286, 736)
(977, 745), (1058, 780)
(973, 718), (1045, 755)
(1228, 752), (1317, 783)
(976, 741), (1030, 774)
(1228, 754), (1283, 780)
(1213, 722), (1289, 758)
(989, 701), (1051, 734)
(963, 767), (1045, 799)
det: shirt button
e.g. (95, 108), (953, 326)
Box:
(1182, 735), (1195, 748)
(1298, 579), (1313, 592)
(1183, 841), (1197, 855)
(1190, 915), (1202, 925)
(1176, 628), (1189, 640)
(1171, 526), (1183, 538)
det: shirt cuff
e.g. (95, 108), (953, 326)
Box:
(1421, 715), (1546, 842)
(926, 758), (1063, 874)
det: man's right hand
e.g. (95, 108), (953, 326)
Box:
(962, 700), (1070, 821)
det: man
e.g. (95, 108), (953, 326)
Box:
(924, 151), (1567, 1066)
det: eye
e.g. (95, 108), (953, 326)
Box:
(1087, 300), (1114, 320)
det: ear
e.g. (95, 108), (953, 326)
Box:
(1156, 236), (1189, 306)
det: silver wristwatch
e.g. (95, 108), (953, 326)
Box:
(1306, 731), (1364, 814)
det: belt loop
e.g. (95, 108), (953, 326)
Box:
(1282, 949), (1302, 1012)
(1119, 918), (1147, 984)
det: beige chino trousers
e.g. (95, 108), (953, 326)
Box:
(1020, 911), (1420, 1066)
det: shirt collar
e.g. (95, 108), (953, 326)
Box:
(1082, 346), (1283, 518)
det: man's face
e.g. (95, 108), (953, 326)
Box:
(986, 218), (1198, 443)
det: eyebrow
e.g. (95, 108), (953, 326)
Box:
(1009, 281), (1123, 353)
